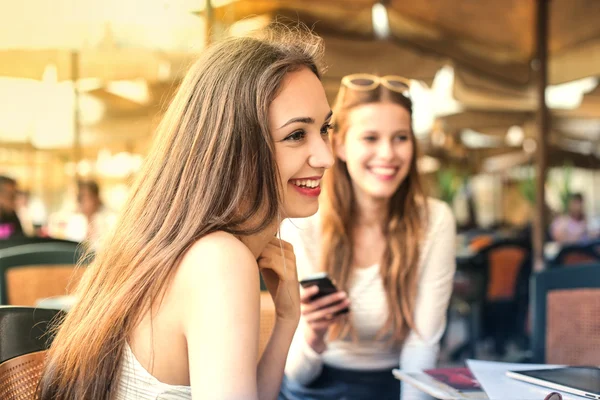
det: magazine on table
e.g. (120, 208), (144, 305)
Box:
(393, 367), (488, 399)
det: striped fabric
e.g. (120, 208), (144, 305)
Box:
(114, 344), (192, 400)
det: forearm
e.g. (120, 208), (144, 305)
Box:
(400, 344), (439, 400)
(284, 323), (324, 385)
(257, 319), (297, 400)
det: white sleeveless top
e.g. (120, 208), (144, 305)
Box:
(114, 344), (192, 399)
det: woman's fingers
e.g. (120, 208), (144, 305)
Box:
(257, 239), (297, 281)
(303, 298), (351, 323)
(300, 285), (319, 303)
(307, 319), (336, 331)
(301, 290), (347, 312)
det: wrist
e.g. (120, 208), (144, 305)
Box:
(275, 316), (300, 332)
(304, 329), (327, 354)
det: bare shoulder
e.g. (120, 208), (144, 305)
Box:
(172, 232), (262, 393)
(174, 231), (259, 303)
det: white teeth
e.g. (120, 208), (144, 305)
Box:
(291, 179), (321, 188)
(370, 167), (397, 176)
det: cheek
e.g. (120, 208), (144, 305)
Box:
(275, 151), (292, 181)
(344, 142), (371, 168)
(399, 142), (414, 162)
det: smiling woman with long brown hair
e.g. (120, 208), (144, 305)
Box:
(280, 75), (456, 400)
(37, 26), (335, 400)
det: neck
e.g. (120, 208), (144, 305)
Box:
(353, 189), (388, 230)
(239, 219), (280, 259)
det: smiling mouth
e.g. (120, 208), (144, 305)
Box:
(368, 166), (399, 178)
(289, 178), (321, 188)
(289, 178), (322, 197)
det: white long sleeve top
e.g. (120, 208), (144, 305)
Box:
(280, 198), (456, 400)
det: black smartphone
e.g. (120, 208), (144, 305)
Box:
(299, 272), (349, 315)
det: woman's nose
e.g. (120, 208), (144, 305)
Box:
(378, 141), (394, 160)
(308, 137), (334, 169)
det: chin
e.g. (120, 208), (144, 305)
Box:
(283, 202), (320, 219)
(365, 185), (401, 200)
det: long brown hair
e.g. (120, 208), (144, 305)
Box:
(321, 79), (427, 344)
(38, 26), (324, 399)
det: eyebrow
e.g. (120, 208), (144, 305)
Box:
(278, 110), (333, 129)
(360, 129), (412, 135)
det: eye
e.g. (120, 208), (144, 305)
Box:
(320, 123), (332, 136)
(363, 136), (377, 142)
(284, 130), (306, 142)
(394, 133), (410, 142)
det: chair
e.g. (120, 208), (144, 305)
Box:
(259, 292), (275, 358)
(0, 307), (64, 399)
(0, 237), (79, 251)
(469, 235), (494, 252)
(0, 243), (89, 305)
(551, 239), (600, 267)
(531, 263), (600, 364)
(479, 238), (532, 356)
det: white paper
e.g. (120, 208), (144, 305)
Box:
(466, 360), (584, 400)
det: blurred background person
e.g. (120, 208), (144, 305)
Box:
(15, 189), (36, 236)
(64, 180), (116, 249)
(550, 193), (591, 244)
(280, 74), (456, 400)
(0, 175), (24, 239)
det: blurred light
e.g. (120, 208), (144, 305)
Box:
(42, 64), (58, 83)
(523, 138), (537, 154)
(95, 150), (144, 178)
(157, 61), (171, 81)
(106, 80), (150, 104)
(77, 159), (93, 176)
(29, 197), (48, 226)
(229, 15), (271, 37)
(195, 0), (237, 10)
(64, 162), (76, 177)
(431, 65), (463, 117)
(482, 151), (532, 173)
(77, 78), (104, 92)
(409, 80), (434, 137)
(461, 129), (503, 148)
(546, 77), (598, 109)
(0, 0), (206, 51)
(558, 137), (594, 155)
(505, 125), (525, 146)
(417, 155), (441, 174)
(411, 65), (463, 138)
(372, 3), (390, 39)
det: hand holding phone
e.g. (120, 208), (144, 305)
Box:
(298, 273), (351, 353)
(299, 273), (350, 315)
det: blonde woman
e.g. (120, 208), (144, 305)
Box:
(39, 28), (334, 400)
(280, 75), (456, 400)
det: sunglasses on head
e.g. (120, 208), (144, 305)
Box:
(340, 74), (411, 97)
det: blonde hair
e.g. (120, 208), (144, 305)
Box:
(321, 80), (427, 344)
(39, 26), (324, 399)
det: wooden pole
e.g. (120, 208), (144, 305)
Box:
(71, 51), (82, 183)
(205, 0), (214, 46)
(533, 0), (550, 272)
